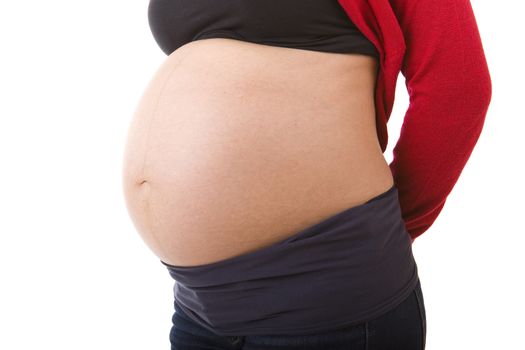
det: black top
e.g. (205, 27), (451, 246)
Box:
(148, 0), (379, 57)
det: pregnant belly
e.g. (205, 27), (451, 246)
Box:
(121, 38), (394, 267)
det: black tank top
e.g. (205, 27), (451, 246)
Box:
(147, 0), (379, 58)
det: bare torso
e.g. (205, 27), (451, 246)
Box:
(121, 38), (394, 267)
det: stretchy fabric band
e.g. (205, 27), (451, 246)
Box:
(162, 184), (419, 336)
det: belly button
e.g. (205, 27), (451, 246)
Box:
(137, 179), (149, 188)
(137, 179), (151, 195)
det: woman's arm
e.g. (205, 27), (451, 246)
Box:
(387, 0), (492, 241)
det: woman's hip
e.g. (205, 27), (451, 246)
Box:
(169, 278), (426, 350)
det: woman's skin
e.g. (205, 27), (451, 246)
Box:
(121, 38), (394, 267)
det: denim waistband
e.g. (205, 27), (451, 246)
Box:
(162, 184), (419, 336)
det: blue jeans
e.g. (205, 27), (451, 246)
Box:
(169, 278), (427, 349)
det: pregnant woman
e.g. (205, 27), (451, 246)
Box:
(121, 0), (491, 349)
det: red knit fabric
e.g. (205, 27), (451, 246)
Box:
(337, 0), (492, 242)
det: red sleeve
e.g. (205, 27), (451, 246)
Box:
(386, 0), (492, 241)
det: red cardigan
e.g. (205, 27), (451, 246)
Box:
(337, 0), (492, 242)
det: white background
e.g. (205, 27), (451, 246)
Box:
(0, 1), (522, 349)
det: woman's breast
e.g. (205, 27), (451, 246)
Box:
(121, 38), (394, 267)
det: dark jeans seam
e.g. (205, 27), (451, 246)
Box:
(413, 281), (426, 349)
(365, 320), (369, 350)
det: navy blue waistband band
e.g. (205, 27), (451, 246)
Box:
(162, 184), (418, 336)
